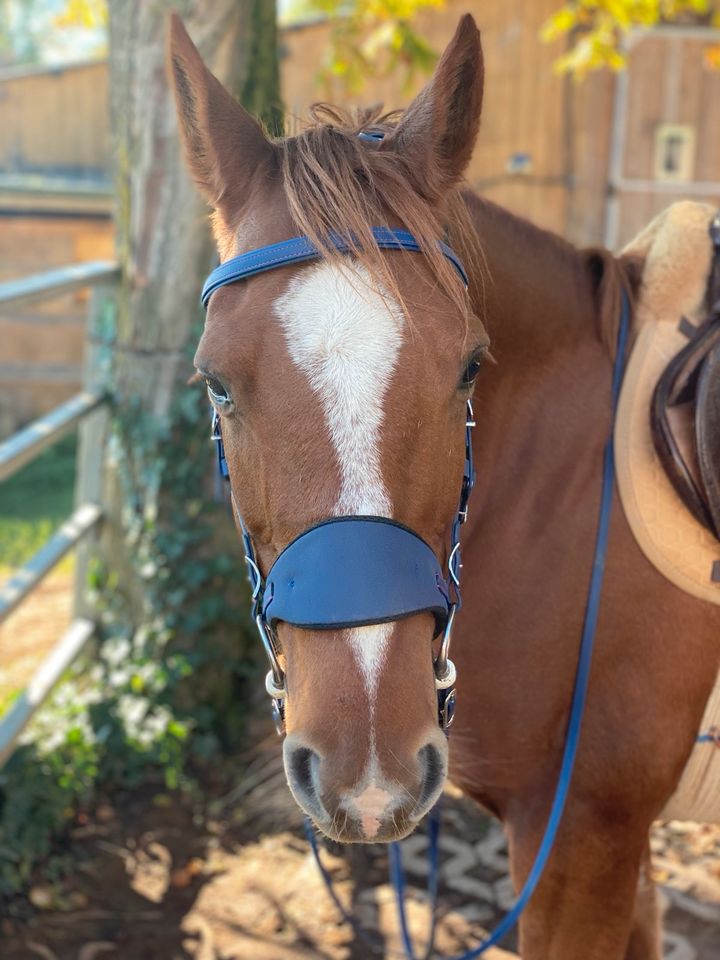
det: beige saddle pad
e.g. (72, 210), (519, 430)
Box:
(615, 201), (720, 604)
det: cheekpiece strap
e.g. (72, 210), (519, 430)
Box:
(211, 410), (229, 479)
(447, 399), (476, 610)
(201, 226), (469, 306)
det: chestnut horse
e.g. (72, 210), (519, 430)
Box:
(168, 13), (720, 959)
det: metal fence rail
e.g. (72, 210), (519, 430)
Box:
(0, 261), (118, 767)
(0, 391), (105, 482)
(0, 503), (103, 622)
(0, 261), (119, 309)
(0, 619), (95, 767)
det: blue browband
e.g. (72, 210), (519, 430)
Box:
(201, 226), (469, 306)
(205, 224), (473, 733)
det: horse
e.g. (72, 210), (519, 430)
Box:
(167, 13), (720, 959)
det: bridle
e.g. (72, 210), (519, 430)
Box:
(203, 226), (475, 734)
(202, 220), (684, 960)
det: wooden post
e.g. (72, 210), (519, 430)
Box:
(73, 281), (116, 616)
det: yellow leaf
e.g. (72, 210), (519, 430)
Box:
(54, 0), (107, 29)
(360, 21), (396, 59)
(704, 42), (720, 68)
(604, 0), (631, 30)
(605, 46), (628, 69)
(540, 6), (578, 42)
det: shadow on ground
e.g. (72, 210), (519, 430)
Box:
(2, 718), (719, 960)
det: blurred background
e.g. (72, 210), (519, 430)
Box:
(0, 1), (719, 957)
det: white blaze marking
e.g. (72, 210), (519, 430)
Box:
(275, 263), (404, 518)
(276, 262), (405, 818)
(345, 622), (394, 702)
(349, 782), (395, 840)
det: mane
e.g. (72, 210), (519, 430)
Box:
(583, 245), (642, 357)
(461, 189), (639, 357)
(276, 104), (486, 321)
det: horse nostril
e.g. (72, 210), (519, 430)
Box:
(284, 741), (329, 822)
(417, 742), (446, 811)
(288, 746), (315, 796)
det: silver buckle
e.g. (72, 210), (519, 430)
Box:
(245, 555), (262, 600)
(256, 615), (286, 736)
(255, 614), (285, 698)
(434, 603), (456, 687)
(466, 398), (476, 428)
(448, 543), (462, 587)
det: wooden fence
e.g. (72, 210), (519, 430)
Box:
(0, 261), (119, 767)
(0, 60), (110, 180)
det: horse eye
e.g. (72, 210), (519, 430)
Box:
(460, 351), (485, 388)
(205, 376), (233, 411)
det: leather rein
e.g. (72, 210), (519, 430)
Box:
(203, 233), (635, 959)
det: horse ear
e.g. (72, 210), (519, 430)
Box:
(382, 14), (483, 198)
(166, 13), (274, 212)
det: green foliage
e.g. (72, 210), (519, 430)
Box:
(541, 0), (719, 75)
(0, 668), (191, 895)
(285, 0), (444, 92)
(0, 304), (255, 899)
(0, 434), (77, 570)
(0, 0), (107, 66)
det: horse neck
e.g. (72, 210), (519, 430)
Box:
(463, 192), (606, 360)
(462, 193), (618, 509)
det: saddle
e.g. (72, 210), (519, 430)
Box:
(650, 216), (720, 551)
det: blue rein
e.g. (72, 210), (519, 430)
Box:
(382, 289), (633, 960)
(205, 218), (718, 956)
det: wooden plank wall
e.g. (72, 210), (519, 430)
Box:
(0, 217), (114, 437)
(281, 0), (615, 246)
(614, 32), (720, 248)
(0, 8), (617, 241)
(0, 62), (109, 177)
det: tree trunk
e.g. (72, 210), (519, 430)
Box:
(103, 0), (280, 736)
(108, 0), (273, 393)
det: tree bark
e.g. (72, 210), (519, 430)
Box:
(109, 0), (270, 398)
(104, 0), (280, 728)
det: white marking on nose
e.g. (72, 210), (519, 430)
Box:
(346, 622), (393, 701)
(349, 782), (395, 839)
(275, 263), (405, 695)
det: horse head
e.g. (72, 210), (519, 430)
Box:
(168, 13), (488, 842)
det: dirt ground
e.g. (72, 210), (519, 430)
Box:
(1, 721), (719, 960)
(1, 581), (719, 960)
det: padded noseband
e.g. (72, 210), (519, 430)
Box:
(262, 516), (450, 635)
